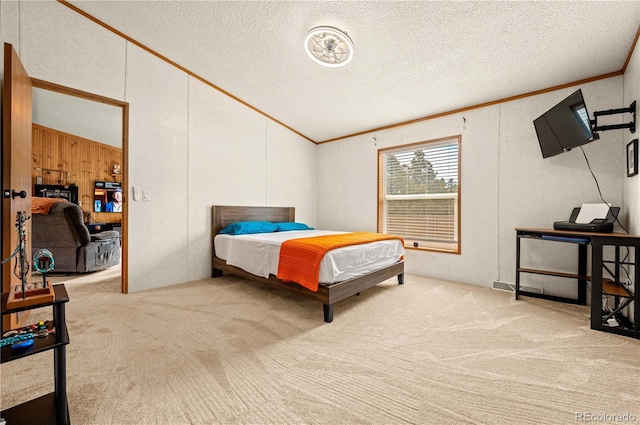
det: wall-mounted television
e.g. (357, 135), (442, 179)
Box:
(94, 181), (122, 213)
(534, 89), (597, 158)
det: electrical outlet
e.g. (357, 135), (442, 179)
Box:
(142, 191), (151, 201)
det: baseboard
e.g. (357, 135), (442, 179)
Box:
(492, 280), (543, 294)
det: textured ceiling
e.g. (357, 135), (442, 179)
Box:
(67, 1), (640, 143)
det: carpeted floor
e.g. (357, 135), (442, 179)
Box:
(2, 272), (639, 424)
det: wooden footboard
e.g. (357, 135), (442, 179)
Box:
(211, 205), (404, 322)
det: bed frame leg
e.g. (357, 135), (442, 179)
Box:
(398, 273), (404, 285)
(212, 268), (223, 278)
(323, 304), (334, 323)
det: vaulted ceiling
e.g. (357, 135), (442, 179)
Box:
(67, 1), (640, 143)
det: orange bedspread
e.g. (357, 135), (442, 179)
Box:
(276, 232), (404, 291)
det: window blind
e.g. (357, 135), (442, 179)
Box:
(378, 136), (460, 253)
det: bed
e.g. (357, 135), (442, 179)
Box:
(211, 205), (405, 322)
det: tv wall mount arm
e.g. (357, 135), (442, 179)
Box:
(591, 100), (636, 134)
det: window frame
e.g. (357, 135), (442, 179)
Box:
(377, 135), (461, 254)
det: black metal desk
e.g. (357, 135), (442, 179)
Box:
(516, 228), (591, 305)
(516, 228), (639, 339)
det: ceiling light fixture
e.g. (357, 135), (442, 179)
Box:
(304, 26), (354, 68)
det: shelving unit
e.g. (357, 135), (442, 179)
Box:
(591, 235), (639, 339)
(1, 284), (70, 424)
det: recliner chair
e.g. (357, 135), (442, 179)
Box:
(31, 201), (120, 273)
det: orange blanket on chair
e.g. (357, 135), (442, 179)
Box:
(276, 232), (404, 291)
(32, 197), (67, 214)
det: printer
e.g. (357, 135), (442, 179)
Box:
(553, 205), (620, 233)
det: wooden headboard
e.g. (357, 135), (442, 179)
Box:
(211, 205), (295, 238)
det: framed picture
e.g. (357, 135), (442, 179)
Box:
(627, 139), (638, 177)
(34, 184), (79, 204)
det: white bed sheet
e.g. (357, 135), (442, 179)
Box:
(214, 230), (404, 284)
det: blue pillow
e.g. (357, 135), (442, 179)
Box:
(218, 221), (278, 235)
(275, 222), (314, 232)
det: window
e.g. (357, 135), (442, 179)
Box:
(378, 135), (460, 253)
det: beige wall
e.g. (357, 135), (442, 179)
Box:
(1, 0), (316, 291)
(623, 38), (640, 235)
(318, 77), (626, 298)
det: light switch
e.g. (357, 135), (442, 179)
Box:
(142, 191), (151, 201)
(133, 186), (141, 201)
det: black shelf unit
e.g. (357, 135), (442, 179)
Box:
(591, 235), (640, 339)
(1, 284), (70, 424)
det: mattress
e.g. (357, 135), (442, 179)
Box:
(214, 230), (405, 284)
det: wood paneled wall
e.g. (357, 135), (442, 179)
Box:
(31, 123), (123, 223)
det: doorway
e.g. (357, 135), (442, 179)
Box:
(31, 78), (129, 293)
